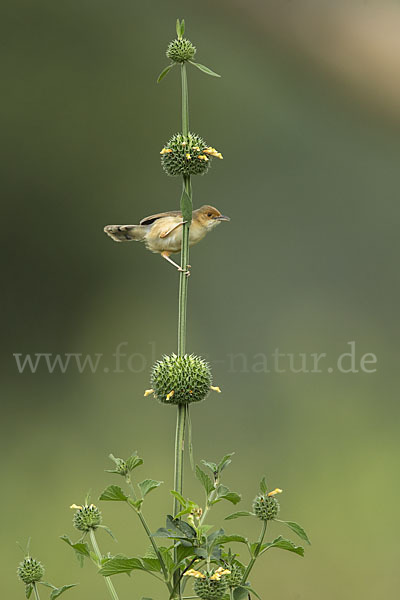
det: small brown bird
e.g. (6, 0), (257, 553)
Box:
(104, 204), (230, 272)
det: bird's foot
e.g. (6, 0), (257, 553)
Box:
(178, 267), (191, 277)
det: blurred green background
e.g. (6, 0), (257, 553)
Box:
(2, 1), (400, 598)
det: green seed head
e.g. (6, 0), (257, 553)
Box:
(166, 37), (196, 63)
(72, 503), (102, 532)
(161, 132), (222, 177)
(253, 493), (280, 521)
(225, 563), (245, 589)
(17, 557), (44, 585)
(151, 354), (212, 405)
(193, 575), (228, 600)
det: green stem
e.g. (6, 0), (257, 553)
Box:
(89, 529), (120, 600)
(173, 61), (192, 600)
(241, 520), (267, 584)
(32, 583), (41, 600)
(127, 478), (173, 593)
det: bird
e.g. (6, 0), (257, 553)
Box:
(104, 204), (230, 273)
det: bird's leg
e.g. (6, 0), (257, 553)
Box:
(161, 251), (190, 276)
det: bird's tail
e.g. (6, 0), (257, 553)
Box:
(104, 224), (147, 242)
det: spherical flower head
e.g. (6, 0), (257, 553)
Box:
(71, 503), (102, 532)
(225, 562), (245, 589)
(166, 37), (196, 63)
(151, 354), (212, 405)
(17, 557), (44, 585)
(253, 493), (280, 521)
(160, 132), (223, 177)
(193, 571), (229, 600)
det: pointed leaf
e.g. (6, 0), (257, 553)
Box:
(217, 453), (234, 473)
(260, 476), (268, 494)
(180, 19), (185, 37)
(278, 520), (311, 545)
(138, 479), (162, 498)
(170, 490), (187, 508)
(25, 584), (33, 599)
(99, 485), (128, 502)
(225, 511), (254, 521)
(98, 525), (117, 540)
(157, 64), (175, 83)
(189, 61), (221, 77)
(260, 536), (304, 557)
(99, 555), (145, 576)
(140, 557), (161, 572)
(215, 534), (248, 545)
(196, 465), (214, 496)
(201, 460), (217, 473)
(176, 18), (181, 38)
(50, 585), (77, 600)
(60, 536), (90, 567)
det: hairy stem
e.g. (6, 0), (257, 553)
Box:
(32, 583), (41, 600)
(242, 520), (268, 584)
(89, 529), (120, 600)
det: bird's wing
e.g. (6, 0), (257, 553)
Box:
(140, 210), (181, 225)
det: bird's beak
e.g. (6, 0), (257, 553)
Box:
(216, 215), (230, 221)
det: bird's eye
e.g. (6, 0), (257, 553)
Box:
(207, 212), (213, 217)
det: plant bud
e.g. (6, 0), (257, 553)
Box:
(72, 503), (102, 532)
(17, 557), (44, 585)
(160, 132), (222, 177)
(150, 354), (212, 405)
(253, 493), (280, 521)
(194, 575), (228, 600)
(166, 38), (196, 63)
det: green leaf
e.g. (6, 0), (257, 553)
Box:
(126, 453), (144, 472)
(99, 485), (128, 502)
(60, 535), (91, 566)
(201, 460), (217, 473)
(50, 585), (77, 600)
(138, 479), (162, 498)
(180, 188), (193, 224)
(176, 18), (181, 38)
(225, 511), (254, 521)
(98, 525), (116, 540)
(128, 498), (143, 511)
(180, 19), (185, 37)
(157, 64), (175, 83)
(260, 476), (268, 494)
(220, 491), (241, 505)
(233, 587), (250, 600)
(217, 453), (234, 473)
(196, 465), (214, 496)
(170, 490), (187, 508)
(140, 557), (161, 572)
(189, 61), (221, 77)
(215, 534), (248, 545)
(99, 555), (145, 577)
(278, 520), (311, 545)
(260, 536), (304, 557)
(25, 584), (33, 599)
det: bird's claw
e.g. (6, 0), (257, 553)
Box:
(178, 266), (191, 277)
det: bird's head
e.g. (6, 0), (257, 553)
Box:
(195, 205), (230, 230)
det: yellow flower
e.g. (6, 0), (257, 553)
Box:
(144, 389), (154, 397)
(166, 390), (175, 401)
(210, 385), (221, 393)
(184, 569), (206, 579)
(267, 488), (283, 496)
(70, 503), (83, 510)
(160, 148), (173, 154)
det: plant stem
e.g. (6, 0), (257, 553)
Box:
(89, 529), (120, 600)
(126, 478), (173, 593)
(173, 61), (192, 600)
(32, 583), (41, 600)
(242, 520), (268, 584)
